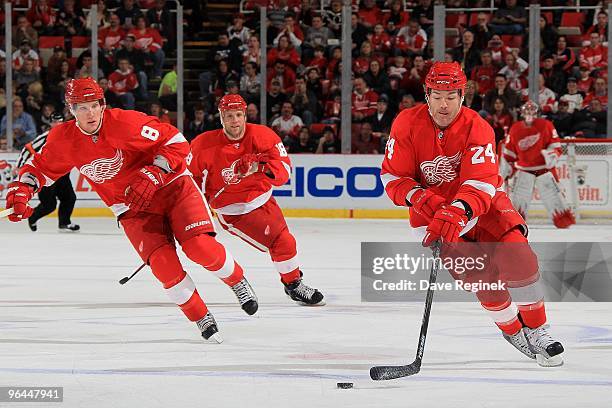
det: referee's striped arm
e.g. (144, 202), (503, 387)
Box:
(16, 131), (49, 169)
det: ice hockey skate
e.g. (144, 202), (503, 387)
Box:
(503, 329), (536, 359)
(197, 312), (223, 344)
(524, 325), (564, 367)
(59, 223), (80, 232)
(283, 273), (325, 306)
(231, 277), (258, 315)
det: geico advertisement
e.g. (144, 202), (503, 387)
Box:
(1, 152), (610, 212)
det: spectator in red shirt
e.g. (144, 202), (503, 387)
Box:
(358, 0), (382, 29)
(486, 34), (512, 67)
(553, 35), (576, 74)
(577, 65), (594, 94)
(579, 32), (608, 75)
(129, 15), (165, 78)
(471, 50), (498, 96)
(149, 101), (171, 124)
(352, 122), (379, 154)
(267, 34), (301, 70)
(396, 19), (427, 57)
(27, 0), (56, 35)
(108, 57), (140, 109)
(487, 97), (513, 140)
(98, 13), (125, 74)
(352, 76), (378, 122)
(583, 77), (608, 108)
(267, 60), (297, 94)
(371, 23), (392, 55)
(353, 41), (374, 75)
(308, 46), (327, 73)
(99, 13), (125, 53)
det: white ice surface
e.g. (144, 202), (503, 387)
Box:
(0, 218), (611, 408)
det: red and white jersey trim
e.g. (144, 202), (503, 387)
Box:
(216, 189), (273, 215)
(462, 179), (496, 198)
(165, 133), (187, 145)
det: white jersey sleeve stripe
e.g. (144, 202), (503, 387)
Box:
(164, 132), (187, 146)
(462, 180), (496, 198)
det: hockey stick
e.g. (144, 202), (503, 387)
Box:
(119, 262), (147, 285)
(0, 208), (14, 218)
(370, 242), (442, 380)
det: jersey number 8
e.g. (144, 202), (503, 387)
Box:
(141, 126), (160, 141)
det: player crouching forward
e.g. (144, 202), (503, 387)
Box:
(502, 100), (575, 228)
(5, 78), (259, 343)
(380, 62), (564, 366)
(188, 94), (324, 305)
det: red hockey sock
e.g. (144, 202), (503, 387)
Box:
(182, 234), (244, 286)
(149, 245), (208, 321)
(518, 300), (547, 328)
(481, 300), (523, 335)
(270, 229), (301, 284)
(178, 290), (209, 321)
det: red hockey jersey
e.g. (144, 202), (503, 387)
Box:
(188, 123), (291, 215)
(381, 104), (501, 228)
(128, 27), (163, 52)
(22, 109), (189, 216)
(503, 118), (561, 172)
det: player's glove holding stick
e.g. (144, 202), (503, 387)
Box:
(409, 188), (446, 220)
(125, 165), (166, 212)
(422, 204), (469, 247)
(5, 182), (34, 222)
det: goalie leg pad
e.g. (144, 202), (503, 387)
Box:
(509, 170), (536, 220)
(535, 172), (576, 229)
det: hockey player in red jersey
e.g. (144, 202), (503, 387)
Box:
(502, 100), (576, 228)
(188, 94), (324, 305)
(381, 62), (564, 366)
(4, 78), (259, 343)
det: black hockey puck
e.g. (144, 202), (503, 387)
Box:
(337, 382), (353, 389)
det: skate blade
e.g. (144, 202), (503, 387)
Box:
(536, 353), (563, 367)
(206, 332), (223, 344)
(58, 229), (80, 233)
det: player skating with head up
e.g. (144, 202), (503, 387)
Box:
(501, 100), (576, 228)
(4, 78), (259, 343)
(380, 62), (564, 366)
(188, 94), (324, 306)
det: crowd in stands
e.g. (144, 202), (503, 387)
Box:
(0, 0), (609, 155)
(210, 0), (609, 154)
(0, 0), (179, 152)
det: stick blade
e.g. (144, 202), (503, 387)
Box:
(370, 362), (421, 380)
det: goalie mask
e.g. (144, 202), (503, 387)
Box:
(520, 100), (539, 125)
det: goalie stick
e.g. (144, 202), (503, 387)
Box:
(370, 242), (442, 380)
